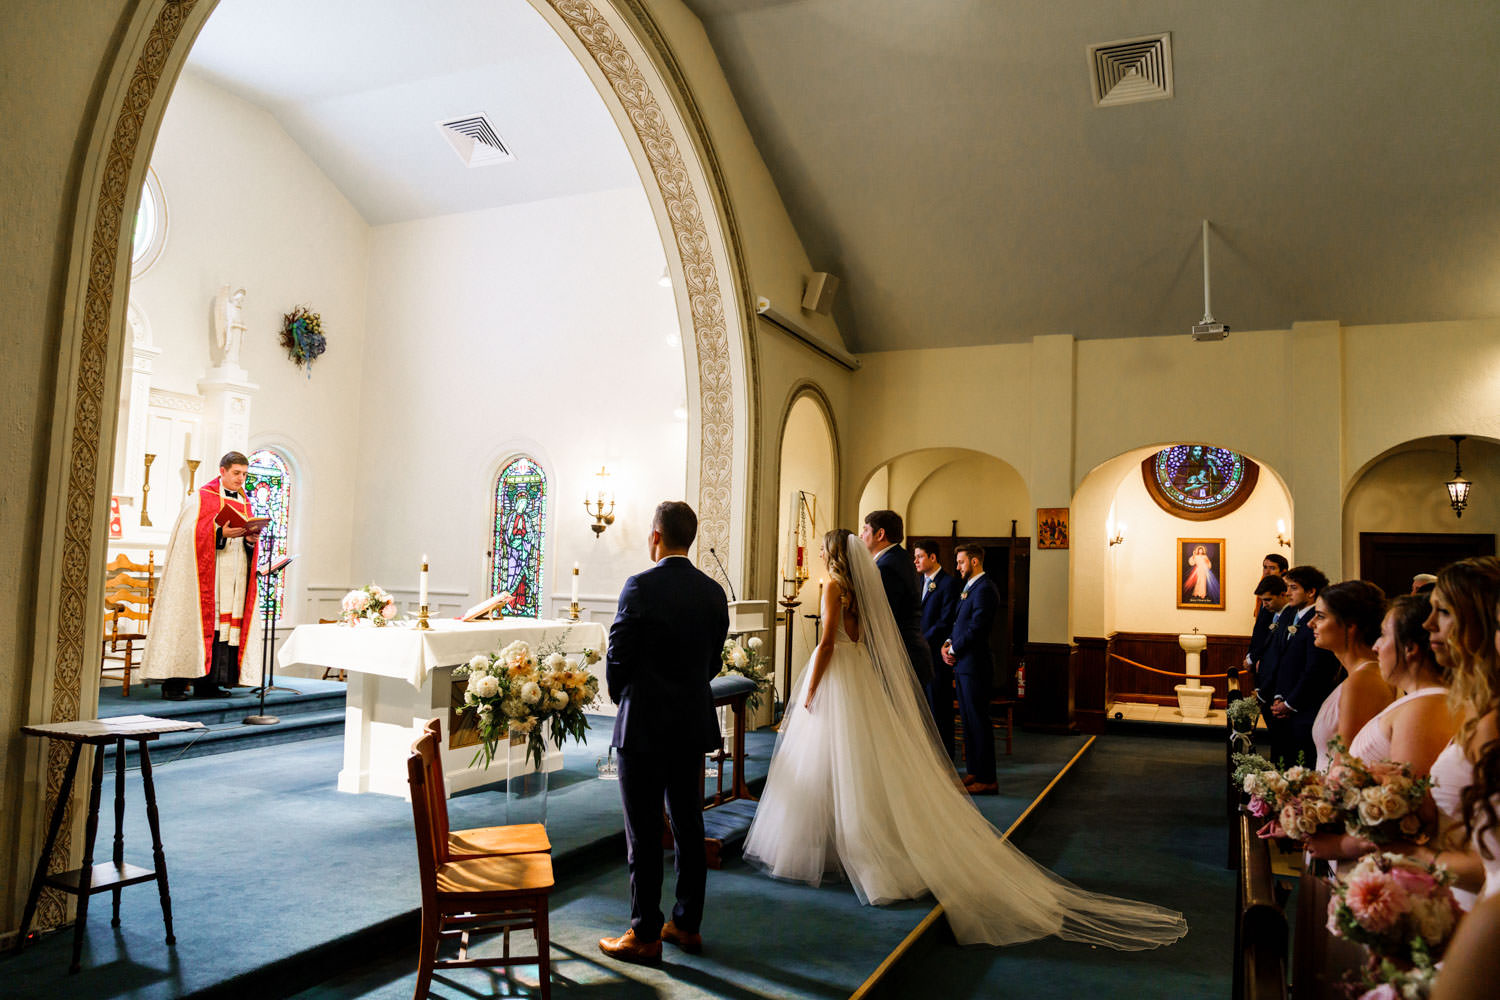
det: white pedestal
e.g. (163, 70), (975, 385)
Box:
(337, 665), (561, 797)
(196, 369), (258, 460)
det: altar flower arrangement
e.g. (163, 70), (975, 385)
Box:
(1329, 853), (1460, 989)
(719, 635), (773, 711)
(341, 583), (397, 625)
(453, 638), (601, 770)
(280, 305), (327, 375)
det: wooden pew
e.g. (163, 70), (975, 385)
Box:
(1236, 813), (1289, 1000)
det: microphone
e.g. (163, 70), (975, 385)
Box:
(709, 546), (737, 601)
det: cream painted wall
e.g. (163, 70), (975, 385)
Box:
(1342, 439), (1500, 579)
(125, 70), (372, 622)
(772, 395), (837, 699)
(1104, 463), (1291, 636)
(356, 186), (686, 611)
(905, 453), (1031, 538)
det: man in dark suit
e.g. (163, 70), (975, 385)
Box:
(1260, 565), (1339, 767)
(859, 510), (933, 684)
(599, 501), (729, 964)
(1240, 574), (1289, 696)
(914, 541), (961, 759)
(941, 543), (1001, 794)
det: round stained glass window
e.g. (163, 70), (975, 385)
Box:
(1141, 445), (1259, 521)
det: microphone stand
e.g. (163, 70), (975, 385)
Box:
(246, 556), (297, 725)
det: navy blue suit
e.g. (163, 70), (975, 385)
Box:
(919, 569), (962, 757)
(1259, 604), (1341, 766)
(874, 545), (935, 684)
(949, 573), (1000, 784)
(606, 555), (729, 939)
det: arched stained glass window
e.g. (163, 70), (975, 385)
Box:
(491, 457), (547, 618)
(246, 448), (293, 619)
(1141, 445), (1259, 521)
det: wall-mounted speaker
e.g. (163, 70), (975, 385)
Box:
(801, 271), (840, 315)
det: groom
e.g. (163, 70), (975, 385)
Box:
(942, 543), (1000, 795)
(859, 510), (934, 684)
(600, 501), (729, 964)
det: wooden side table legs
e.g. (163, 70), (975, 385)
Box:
(70, 743), (107, 972)
(14, 743), (83, 957)
(112, 741), (126, 925)
(139, 742), (176, 944)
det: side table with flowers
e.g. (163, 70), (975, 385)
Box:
(341, 583), (397, 625)
(718, 636), (773, 737)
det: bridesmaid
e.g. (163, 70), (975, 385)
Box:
(1308, 580), (1394, 770)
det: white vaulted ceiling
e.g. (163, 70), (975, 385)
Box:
(684, 0), (1500, 350)
(184, 0), (640, 225)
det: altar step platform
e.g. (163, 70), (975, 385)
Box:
(96, 678), (348, 763)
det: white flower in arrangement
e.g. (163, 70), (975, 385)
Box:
(722, 639), (737, 655)
(500, 697), (525, 719)
(729, 644), (749, 668)
(581, 648), (601, 665)
(341, 589), (369, 612)
(468, 674), (500, 699)
(747, 636), (763, 651)
(521, 681), (543, 704)
(564, 656), (579, 671)
(551, 689), (569, 710)
(544, 652), (566, 671)
(468, 654), (491, 674)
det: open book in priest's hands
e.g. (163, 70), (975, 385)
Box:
(460, 591), (514, 622)
(214, 503), (270, 533)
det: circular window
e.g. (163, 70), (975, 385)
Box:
(131, 167), (167, 277)
(1141, 445), (1259, 520)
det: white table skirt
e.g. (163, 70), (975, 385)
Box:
(277, 617), (609, 796)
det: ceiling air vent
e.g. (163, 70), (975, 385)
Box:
(437, 114), (514, 167)
(1088, 33), (1173, 107)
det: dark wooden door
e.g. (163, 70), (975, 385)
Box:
(1358, 531), (1496, 598)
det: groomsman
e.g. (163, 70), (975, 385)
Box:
(1239, 574), (1289, 696)
(859, 510), (934, 684)
(942, 544), (1000, 794)
(1258, 565), (1339, 767)
(914, 542), (961, 758)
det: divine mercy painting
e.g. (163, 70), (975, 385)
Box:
(1177, 538), (1225, 610)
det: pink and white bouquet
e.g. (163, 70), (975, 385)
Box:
(1239, 756), (1342, 837)
(341, 582), (397, 625)
(453, 638), (601, 770)
(1322, 738), (1432, 845)
(1329, 852), (1459, 980)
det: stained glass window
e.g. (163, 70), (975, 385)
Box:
(492, 456), (547, 618)
(246, 449), (292, 619)
(1142, 445), (1259, 520)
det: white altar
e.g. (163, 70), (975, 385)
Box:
(277, 618), (609, 797)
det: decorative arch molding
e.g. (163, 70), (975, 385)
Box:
(24, 0), (756, 931)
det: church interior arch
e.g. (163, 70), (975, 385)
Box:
(1341, 435), (1500, 582)
(854, 448), (1032, 538)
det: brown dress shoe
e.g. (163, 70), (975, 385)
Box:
(661, 920), (703, 955)
(599, 928), (662, 965)
(967, 781), (999, 795)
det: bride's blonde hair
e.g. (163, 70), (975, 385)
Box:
(822, 528), (857, 616)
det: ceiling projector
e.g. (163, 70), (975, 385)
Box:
(1191, 320), (1229, 342)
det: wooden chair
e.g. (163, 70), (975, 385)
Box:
(317, 619), (346, 680)
(407, 747), (553, 1000)
(989, 696), (1016, 756)
(101, 552), (156, 697)
(414, 720), (550, 859)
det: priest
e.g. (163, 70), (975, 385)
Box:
(141, 451), (265, 700)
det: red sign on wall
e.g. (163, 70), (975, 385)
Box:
(109, 496), (123, 539)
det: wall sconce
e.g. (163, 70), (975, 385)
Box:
(1447, 435), (1472, 518)
(584, 466), (615, 537)
(1276, 519), (1292, 548)
(1108, 522), (1126, 547)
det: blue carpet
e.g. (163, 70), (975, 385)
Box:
(871, 733), (1235, 999)
(288, 732), (1090, 1000)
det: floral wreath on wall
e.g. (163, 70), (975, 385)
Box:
(280, 305), (327, 375)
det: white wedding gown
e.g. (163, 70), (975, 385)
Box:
(742, 536), (1188, 949)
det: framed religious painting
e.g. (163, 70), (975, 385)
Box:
(1177, 538), (1226, 610)
(1036, 507), (1069, 549)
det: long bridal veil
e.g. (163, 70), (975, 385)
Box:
(836, 533), (1187, 948)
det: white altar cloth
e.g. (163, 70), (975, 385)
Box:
(278, 618), (609, 796)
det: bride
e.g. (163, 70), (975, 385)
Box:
(742, 529), (1188, 949)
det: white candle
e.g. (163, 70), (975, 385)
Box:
(571, 562), (580, 604)
(419, 554), (429, 607)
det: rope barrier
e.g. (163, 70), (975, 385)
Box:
(1108, 651), (1231, 680)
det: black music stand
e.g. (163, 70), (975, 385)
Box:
(246, 554), (297, 725)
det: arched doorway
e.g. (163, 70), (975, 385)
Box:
(26, 0), (755, 933)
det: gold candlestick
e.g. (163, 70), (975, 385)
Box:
(418, 603), (431, 630)
(185, 458), (200, 495)
(568, 600), (581, 622)
(140, 453), (155, 527)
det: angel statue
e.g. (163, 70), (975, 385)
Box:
(213, 285), (248, 370)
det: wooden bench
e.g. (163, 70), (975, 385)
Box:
(1235, 813), (1288, 1000)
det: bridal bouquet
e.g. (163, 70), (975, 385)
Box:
(1329, 853), (1460, 988)
(719, 636), (773, 711)
(1321, 738), (1432, 845)
(1238, 756), (1341, 837)
(341, 583), (396, 625)
(453, 638), (601, 770)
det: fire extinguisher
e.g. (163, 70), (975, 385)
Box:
(1016, 662), (1026, 699)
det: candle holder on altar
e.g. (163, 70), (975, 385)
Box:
(777, 577), (802, 724)
(185, 458), (200, 495)
(417, 603), (431, 630)
(568, 600), (581, 622)
(140, 453), (155, 527)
